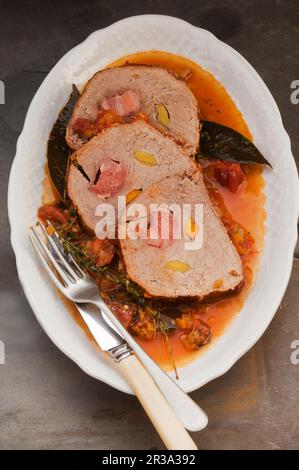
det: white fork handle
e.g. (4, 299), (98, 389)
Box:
(94, 299), (208, 433)
(116, 354), (198, 450)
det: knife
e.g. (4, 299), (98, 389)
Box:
(74, 301), (208, 434)
(74, 301), (199, 450)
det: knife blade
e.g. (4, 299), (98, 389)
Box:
(75, 302), (130, 353)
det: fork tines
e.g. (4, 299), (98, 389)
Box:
(29, 221), (84, 289)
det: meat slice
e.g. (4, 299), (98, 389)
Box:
(66, 65), (199, 154)
(119, 172), (244, 300)
(67, 121), (198, 232)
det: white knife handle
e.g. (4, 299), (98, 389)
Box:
(116, 354), (198, 450)
(95, 300), (208, 432)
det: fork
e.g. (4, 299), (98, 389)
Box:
(29, 222), (207, 448)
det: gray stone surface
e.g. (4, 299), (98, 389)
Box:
(0, 0), (298, 450)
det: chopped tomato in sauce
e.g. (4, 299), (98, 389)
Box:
(38, 204), (69, 225)
(72, 110), (123, 139)
(131, 313), (155, 340)
(110, 303), (134, 329)
(213, 161), (245, 193)
(86, 238), (115, 266)
(180, 318), (211, 350)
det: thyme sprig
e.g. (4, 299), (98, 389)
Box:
(60, 234), (108, 276)
(145, 304), (178, 378)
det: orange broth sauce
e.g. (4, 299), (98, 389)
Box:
(43, 50), (265, 371)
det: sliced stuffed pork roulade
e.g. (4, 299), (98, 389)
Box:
(66, 65), (200, 154)
(67, 121), (198, 232)
(119, 172), (244, 300)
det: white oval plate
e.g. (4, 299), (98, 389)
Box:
(8, 15), (299, 394)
